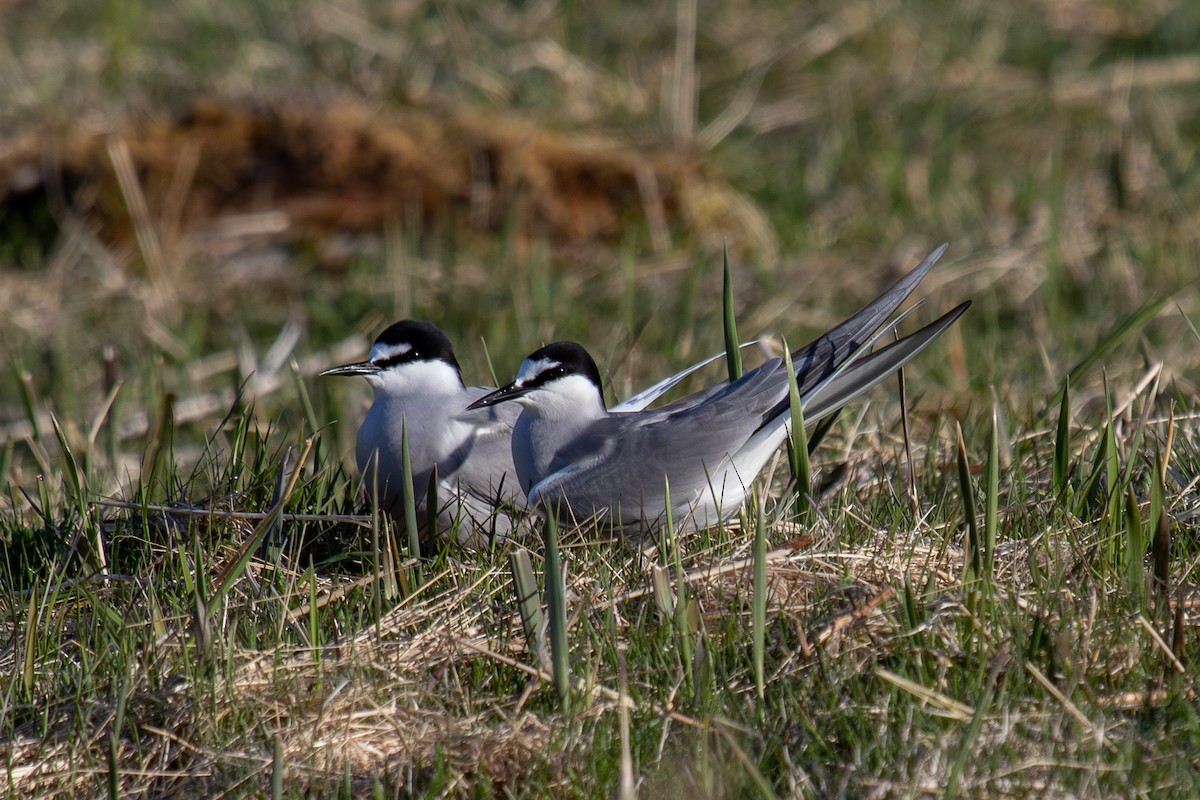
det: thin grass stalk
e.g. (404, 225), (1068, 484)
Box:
(1151, 449), (1170, 610)
(140, 391), (175, 494)
(299, 566), (317, 656)
(1053, 376), (1071, 499)
(897, 363), (919, 515)
(21, 580), (38, 702)
(368, 452), (384, 630)
(782, 338), (810, 520)
(110, 674), (131, 800)
(1102, 380), (1121, 561)
(191, 529), (213, 666)
(954, 422), (980, 585)
(259, 445), (294, 564)
(752, 493), (767, 703)
(543, 509), (570, 710)
(107, 721), (119, 800)
(272, 736), (283, 800)
(1125, 486), (1144, 610)
(982, 400), (1000, 591)
(290, 356), (320, 436)
(480, 335), (499, 386)
(722, 245), (742, 382)
(1122, 378), (1157, 496)
(51, 412), (105, 574)
(664, 478), (693, 694)
(617, 646), (635, 800)
(400, 419), (423, 586)
(14, 361), (42, 443)
(1073, 423), (1108, 521)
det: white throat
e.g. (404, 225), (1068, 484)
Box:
(366, 358), (463, 398)
(520, 373), (607, 420)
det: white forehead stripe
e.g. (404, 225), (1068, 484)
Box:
(370, 342), (412, 362)
(516, 357), (561, 383)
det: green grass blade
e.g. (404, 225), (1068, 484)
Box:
(752, 493), (767, 703)
(1102, 378), (1121, 557)
(272, 735), (284, 800)
(1053, 376), (1071, 500)
(782, 338), (810, 520)
(955, 421), (980, 585)
(1125, 486), (1144, 610)
(543, 509), (570, 710)
(983, 400), (999, 590)
(13, 360), (42, 444)
(140, 390), (175, 494)
(1062, 295), (1171, 397)
(290, 356), (320, 436)
(509, 547), (545, 664)
(400, 419), (423, 585)
(1151, 449), (1170, 607)
(21, 581), (38, 702)
(722, 244), (742, 382)
(663, 478), (693, 695)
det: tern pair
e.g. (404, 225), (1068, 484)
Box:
(322, 244), (968, 539)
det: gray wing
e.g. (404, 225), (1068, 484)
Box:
(531, 362), (788, 525)
(800, 302), (970, 424)
(787, 243), (947, 396)
(659, 243), (949, 414)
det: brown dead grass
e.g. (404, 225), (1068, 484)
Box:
(0, 98), (774, 269)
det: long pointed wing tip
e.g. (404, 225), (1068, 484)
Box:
(915, 241), (950, 272)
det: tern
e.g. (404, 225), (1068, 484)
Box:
(322, 320), (752, 542)
(468, 244), (969, 530)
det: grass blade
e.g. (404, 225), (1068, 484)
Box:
(983, 400), (1000, 590)
(1062, 295), (1171, 398)
(955, 421), (980, 585)
(509, 547), (545, 665)
(1125, 486), (1144, 610)
(664, 478), (693, 694)
(1151, 449), (1170, 609)
(722, 244), (742, 382)
(543, 509), (570, 710)
(400, 419), (423, 585)
(21, 581), (38, 702)
(782, 338), (810, 520)
(1102, 378), (1121, 558)
(1053, 376), (1071, 499)
(752, 493), (767, 702)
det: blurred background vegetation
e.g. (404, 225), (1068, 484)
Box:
(3, 1), (1197, 437)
